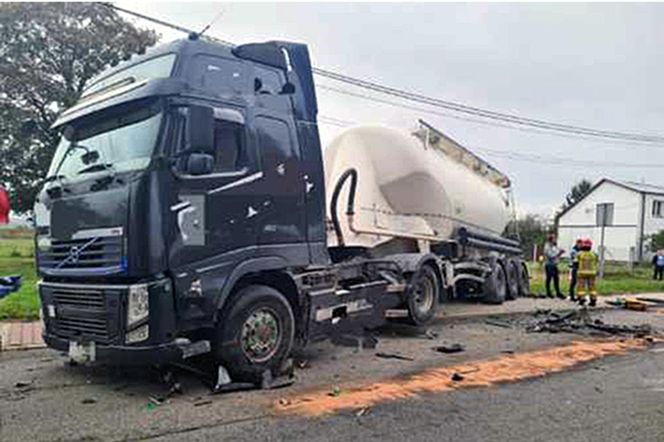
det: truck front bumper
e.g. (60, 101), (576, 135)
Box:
(42, 333), (186, 365)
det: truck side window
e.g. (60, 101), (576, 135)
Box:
(213, 119), (246, 172)
(193, 55), (248, 95)
(254, 67), (284, 95)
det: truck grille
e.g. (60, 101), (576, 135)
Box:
(38, 236), (124, 273)
(41, 284), (123, 343)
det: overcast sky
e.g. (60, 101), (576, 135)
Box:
(115, 2), (664, 219)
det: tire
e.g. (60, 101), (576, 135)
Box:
(213, 285), (295, 383)
(405, 265), (440, 326)
(518, 262), (531, 297)
(505, 259), (520, 301)
(482, 260), (507, 304)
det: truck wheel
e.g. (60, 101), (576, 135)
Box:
(405, 265), (440, 326)
(483, 261), (506, 304)
(505, 259), (520, 301)
(214, 285), (295, 383)
(518, 262), (531, 297)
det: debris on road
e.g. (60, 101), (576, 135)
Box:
(484, 318), (513, 329)
(375, 351), (414, 361)
(432, 343), (465, 354)
(524, 309), (655, 338)
(355, 407), (371, 417)
(451, 372), (465, 382)
(296, 359), (310, 369)
(14, 380), (33, 388)
(193, 399), (213, 407)
(329, 386), (341, 397)
(424, 330), (439, 340)
(81, 398), (97, 405)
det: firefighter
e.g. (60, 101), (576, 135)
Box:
(0, 186), (9, 225)
(576, 238), (599, 307)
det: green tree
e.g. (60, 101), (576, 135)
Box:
(650, 230), (664, 252)
(564, 179), (593, 210)
(505, 214), (548, 259)
(0, 3), (158, 213)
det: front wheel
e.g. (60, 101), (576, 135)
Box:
(405, 265), (440, 326)
(213, 285), (295, 383)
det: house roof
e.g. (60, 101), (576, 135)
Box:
(556, 177), (664, 220)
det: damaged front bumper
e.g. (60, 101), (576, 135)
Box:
(42, 334), (210, 365)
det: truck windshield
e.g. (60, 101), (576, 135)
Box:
(47, 103), (162, 181)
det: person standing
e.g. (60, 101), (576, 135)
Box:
(543, 234), (565, 299)
(653, 250), (664, 281)
(577, 238), (599, 307)
(568, 238), (583, 301)
(0, 186), (9, 225)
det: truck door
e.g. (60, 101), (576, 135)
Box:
(170, 107), (262, 269)
(253, 114), (307, 260)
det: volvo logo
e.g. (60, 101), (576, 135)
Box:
(55, 237), (99, 269)
(68, 246), (81, 264)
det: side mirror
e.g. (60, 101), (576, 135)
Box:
(186, 105), (214, 154)
(280, 82), (296, 95)
(186, 153), (214, 176)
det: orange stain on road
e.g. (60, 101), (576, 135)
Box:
(276, 339), (649, 416)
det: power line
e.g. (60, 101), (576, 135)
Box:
(318, 113), (664, 169)
(317, 84), (664, 149)
(106, 4), (664, 144)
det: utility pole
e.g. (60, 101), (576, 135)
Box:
(599, 223), (606, 279)
(596, 203), (612, 279)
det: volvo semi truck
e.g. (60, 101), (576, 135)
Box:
(34, 36), (529, 384)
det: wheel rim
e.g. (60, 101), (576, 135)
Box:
(413, 272), (435, 316)
(240, 307), (281, 363)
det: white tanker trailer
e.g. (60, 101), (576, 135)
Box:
(324, 120), (530, 324)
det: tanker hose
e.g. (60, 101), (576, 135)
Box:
(330, 168), (358, 247)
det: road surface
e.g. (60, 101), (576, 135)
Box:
(1, 305), (663, 441)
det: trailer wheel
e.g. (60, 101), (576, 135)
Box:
(505, 259), (520, 300)
(213, 285), (295, 383)
(518, 262), (531, 297)
(483, 261), (507, 304)
(405, 265), (440, 326)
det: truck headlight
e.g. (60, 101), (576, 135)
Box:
(127, 284), (149, 327)
(126, 324), (149, 344)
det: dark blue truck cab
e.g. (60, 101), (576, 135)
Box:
(35, 37), (407, 382)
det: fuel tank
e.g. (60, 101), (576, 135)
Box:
(324, 121), (514, 248)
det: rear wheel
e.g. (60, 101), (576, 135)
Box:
(505, 259), (520, 300)
(518, 262), (531, 297)
(405, 265), (440, 326)
(213, 285), (295, 383)
(483, 260), (507, 304)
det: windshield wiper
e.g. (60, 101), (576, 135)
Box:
(77, 163), (115, 175)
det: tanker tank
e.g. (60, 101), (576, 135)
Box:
(324, 120), (515, 250)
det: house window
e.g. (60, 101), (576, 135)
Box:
(653, 200), (664, 218)
(596, 203), (614, 226)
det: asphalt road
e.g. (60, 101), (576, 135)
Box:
(1, 306), (663, 441)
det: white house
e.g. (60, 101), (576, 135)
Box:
(557, 178), (664, 262)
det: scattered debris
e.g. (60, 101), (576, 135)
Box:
(81, 398), (97, 405)
(501, 350), (515, 354)
(355, 407), (371, 417)
(146, 402), (157, 411)
(636, 297), (664, 306)
(329, 386), (341, 397)
(432, 343), (465, 354)
(14, 381), (32, 389)
(375, 351), (414, 361)
(451, 372), (465, 382)
(296, 359), (309, 369)
(524, 308), (655, 338)
(484, 318), (512, 329)
(278, 398), (291, 406)
(193, 399), (213, 407)
(424, 330), (439, 340)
